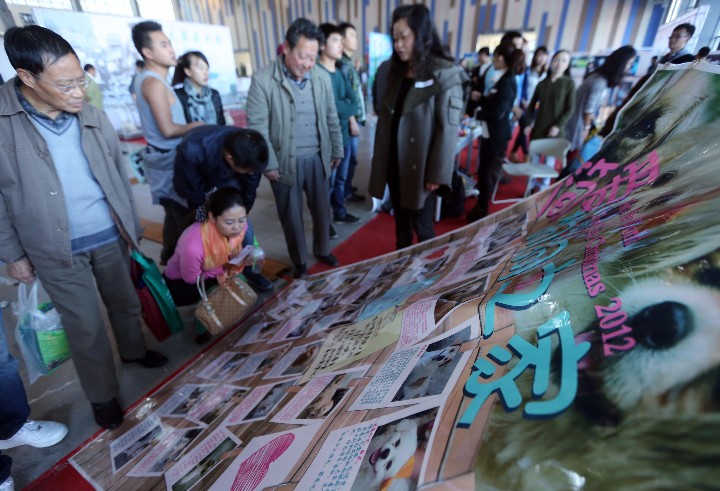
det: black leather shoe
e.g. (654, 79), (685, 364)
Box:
(244, 271), (273, 292)
(329, 224), (339, 240)
(121, 350), (168, 368)
(314, 254), (339, 267)
(91, 398), (123, 430)
(467, 205), (488, 223)
(346, 193), (366, 202)
(195, 332), (212, 345)
(293, 263), (308, 278)
(334, 213), (360, 223)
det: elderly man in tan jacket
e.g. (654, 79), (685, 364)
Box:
(0, 26), (167, 432)
(247, 18), (344, 278)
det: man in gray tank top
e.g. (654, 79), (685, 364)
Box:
(131, 21), (204, 264)
(247, 18), (344, 278)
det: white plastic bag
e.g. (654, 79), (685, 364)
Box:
(13, 280), (70, 383)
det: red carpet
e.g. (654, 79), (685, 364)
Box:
(309, 136), (530, 274)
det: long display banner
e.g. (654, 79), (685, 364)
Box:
(70, 63), (720, 490)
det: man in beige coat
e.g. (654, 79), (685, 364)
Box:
(0, 26), (167, 431)
(247, 18), (344, 278)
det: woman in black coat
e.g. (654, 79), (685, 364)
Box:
(172, 51), (226, 125)
(467, 43), (523, 221)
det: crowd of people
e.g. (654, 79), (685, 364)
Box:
(464, 21), (705, 220)
(0, 5), (711, 490)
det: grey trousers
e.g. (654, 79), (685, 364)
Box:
(33, 241), (146, 403)
(270, 153), (331, 267)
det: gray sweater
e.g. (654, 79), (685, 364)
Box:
(246, 57), (343, 187)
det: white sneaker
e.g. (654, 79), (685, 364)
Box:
(0, 421), (68, 450)
(0, 476), (14, 491)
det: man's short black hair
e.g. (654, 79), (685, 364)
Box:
(285, 18), (324, 50)
(223, 129), (269, 174)
(674, 23), (696, 37)
(500, 30), (523, 45)
(477, 46), (490, 57)
(338, 22), (356, 37)
(132, 21), (163, 58)
(83, 63), (95, 72)
(319, 23), (342, 47)
(4, 25), (77, 74)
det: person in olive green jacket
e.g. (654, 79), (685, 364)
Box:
(370, 4), (468, 249)
(246, 18), (344, 278)
(524, 49), (576, 192)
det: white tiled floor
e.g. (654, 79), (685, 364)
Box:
(0, 120), (378, 488)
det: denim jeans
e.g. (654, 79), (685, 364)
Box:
(345, 135), (360, 198)
(330, 142), (352, 219)
(0, 311), (31, 483)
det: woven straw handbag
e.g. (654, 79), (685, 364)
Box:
(195, 274), (257, 335)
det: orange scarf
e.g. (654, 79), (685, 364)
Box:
(201, 220), (246, 282)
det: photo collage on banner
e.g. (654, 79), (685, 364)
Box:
(67, 63), (720, 490)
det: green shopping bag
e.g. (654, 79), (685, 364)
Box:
(14, 280), (71, 384)
(130, 250), (184, 335)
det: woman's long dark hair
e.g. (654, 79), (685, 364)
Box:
(593, 45), (636, 87)
(390, 4), (453, 77)
(171, 51), (209, 86)
(530, 46), (549, 75)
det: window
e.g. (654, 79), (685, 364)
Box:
(79, 0), (133, 17)
(137, 0), (175, 21)
(665, 0), (682, 23)
(7, 0), (72, 8)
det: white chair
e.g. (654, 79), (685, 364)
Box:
(491, 138), (571, 204)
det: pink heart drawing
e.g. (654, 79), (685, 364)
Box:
(231, 433), (295, 490)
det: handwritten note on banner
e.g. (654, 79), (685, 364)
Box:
(352, 322), (477, 410)
(272, 366), (369, 425)
(296, 400), (443, 491)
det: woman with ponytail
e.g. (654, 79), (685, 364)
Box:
(163, 187), (248, 306)
(467, 42), (522, 222)
(172, 51), (226, 125)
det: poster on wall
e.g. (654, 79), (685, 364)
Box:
(366, 31), (392, 104)
(67, 62), (720, 490)
(32, 8), (237, 134)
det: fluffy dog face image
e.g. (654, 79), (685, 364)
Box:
(429, 344), (460, 365)
(472, 70), (720, 488)
(567, 248), (720, 426)
(351, 418), (419, 491)
(304, 387), (348, 419)
(395, 343), (463, 401)
(351, 409), (437, 491)
(475, 220), (720, 488)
